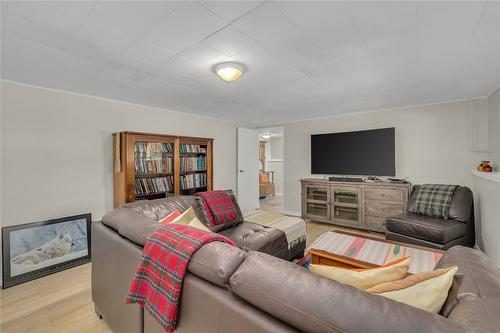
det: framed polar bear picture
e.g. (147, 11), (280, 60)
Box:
(2, 213), (91, 288)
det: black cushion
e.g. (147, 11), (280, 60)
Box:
(386, 213), (467, 244)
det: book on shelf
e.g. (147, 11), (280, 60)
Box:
(135, 176), (173, 195)
(179, 144), (207, 154)
(180, 156), (206, 172)
(135, 142), (174, 174)
(135, 157), (173, 174)
(135, 142), (174, 154)
(180, 173), (207, 190)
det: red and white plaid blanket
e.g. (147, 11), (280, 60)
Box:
(195, 190), (238, 227)
(126, 224), (235, 333)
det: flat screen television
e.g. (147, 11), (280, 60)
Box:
(311, 128), (395, 176)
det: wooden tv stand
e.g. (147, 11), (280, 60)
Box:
(300, 178), (411, 232)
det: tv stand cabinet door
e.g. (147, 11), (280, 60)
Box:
(331, 186), (363, 228)
(302, 184), (330, 222)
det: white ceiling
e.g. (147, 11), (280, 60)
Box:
(259, 126), (284, 138)
(1, 1), (499, 126)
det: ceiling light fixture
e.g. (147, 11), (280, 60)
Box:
(213, 62), (244, 82)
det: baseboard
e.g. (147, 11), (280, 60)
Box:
(282, 210), (301, 217)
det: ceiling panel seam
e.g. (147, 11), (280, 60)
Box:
(452, 1), (488, 83)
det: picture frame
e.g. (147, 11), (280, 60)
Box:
(2, 213), (91, 288)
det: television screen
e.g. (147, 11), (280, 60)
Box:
(311, 128), (395, 176)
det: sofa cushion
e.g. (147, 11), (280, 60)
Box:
(386, 213), (467, 244)
(447, 296), (500, 333)
(219, 222), (287, 256)
(229, 251), (467, 333)
(407, 186), (472, 222)
(102, 207), (161, 246)
(435, 246), (500, 330)
(123, 196), (197, 221)
(187, 242), (246, 288)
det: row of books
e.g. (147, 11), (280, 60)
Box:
(180, 156), (206, 172)
(135, 176), (173, 195)
(180, 173), (207, 190)
(135, 156), (173, 174)
(180, 144), (207, 154)
(135, 142), (174, 159)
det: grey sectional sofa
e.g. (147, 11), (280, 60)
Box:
(92, 196), (500, 333)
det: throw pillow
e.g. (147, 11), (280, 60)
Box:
(195, 189), (243, 232)
(366, 266), (458, 313)
(170, 207), (196, 226)
(186, 216), (211, 232)
(169, 207), (210, 232)
(159, 210), (181, 225)
(309, 257), (411, 290)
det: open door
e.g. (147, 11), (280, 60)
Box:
(237, 127), (260, 211)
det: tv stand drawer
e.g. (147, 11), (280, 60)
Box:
(364, 188), (403, 202)
(365, 201), (404, 217)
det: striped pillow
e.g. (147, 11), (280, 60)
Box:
(159, 210), (181, 225)
(309, 257), (411, 290)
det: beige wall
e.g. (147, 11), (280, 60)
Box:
(283, 100), (491, 215)
(0, 81), (238, 228)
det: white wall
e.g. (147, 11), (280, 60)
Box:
(473, 176), (500, 266)
(270, 137), (284, 160)
(0, 81), (238, 226)
(473, 86), (500, 267)
(283, 100), (491, 214)
(489, 87), (500, 164)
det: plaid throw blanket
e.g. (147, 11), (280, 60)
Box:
(412, 184), (458, 219)
(126, 224), (235, 333)
(195, 190), (238, 227)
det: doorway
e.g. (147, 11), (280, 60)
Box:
(258, 127), (284, 213)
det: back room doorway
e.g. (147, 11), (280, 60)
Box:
(258, 127), (284, 213)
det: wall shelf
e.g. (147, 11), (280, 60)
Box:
(472, 170), (500, 184)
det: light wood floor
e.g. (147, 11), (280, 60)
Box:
(259, 195), (284, 213)
(0, 264), (112, 333)
(0, 220), (382, 333)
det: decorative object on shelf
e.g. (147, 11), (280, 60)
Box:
(2, 214), (91, 288)
(477, 160), (494, 172)
(113, 132), (213, 207)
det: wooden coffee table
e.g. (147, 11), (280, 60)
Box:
(308, 231), (444, 274)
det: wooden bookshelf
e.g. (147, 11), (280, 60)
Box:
(113, 131), (213, 208)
